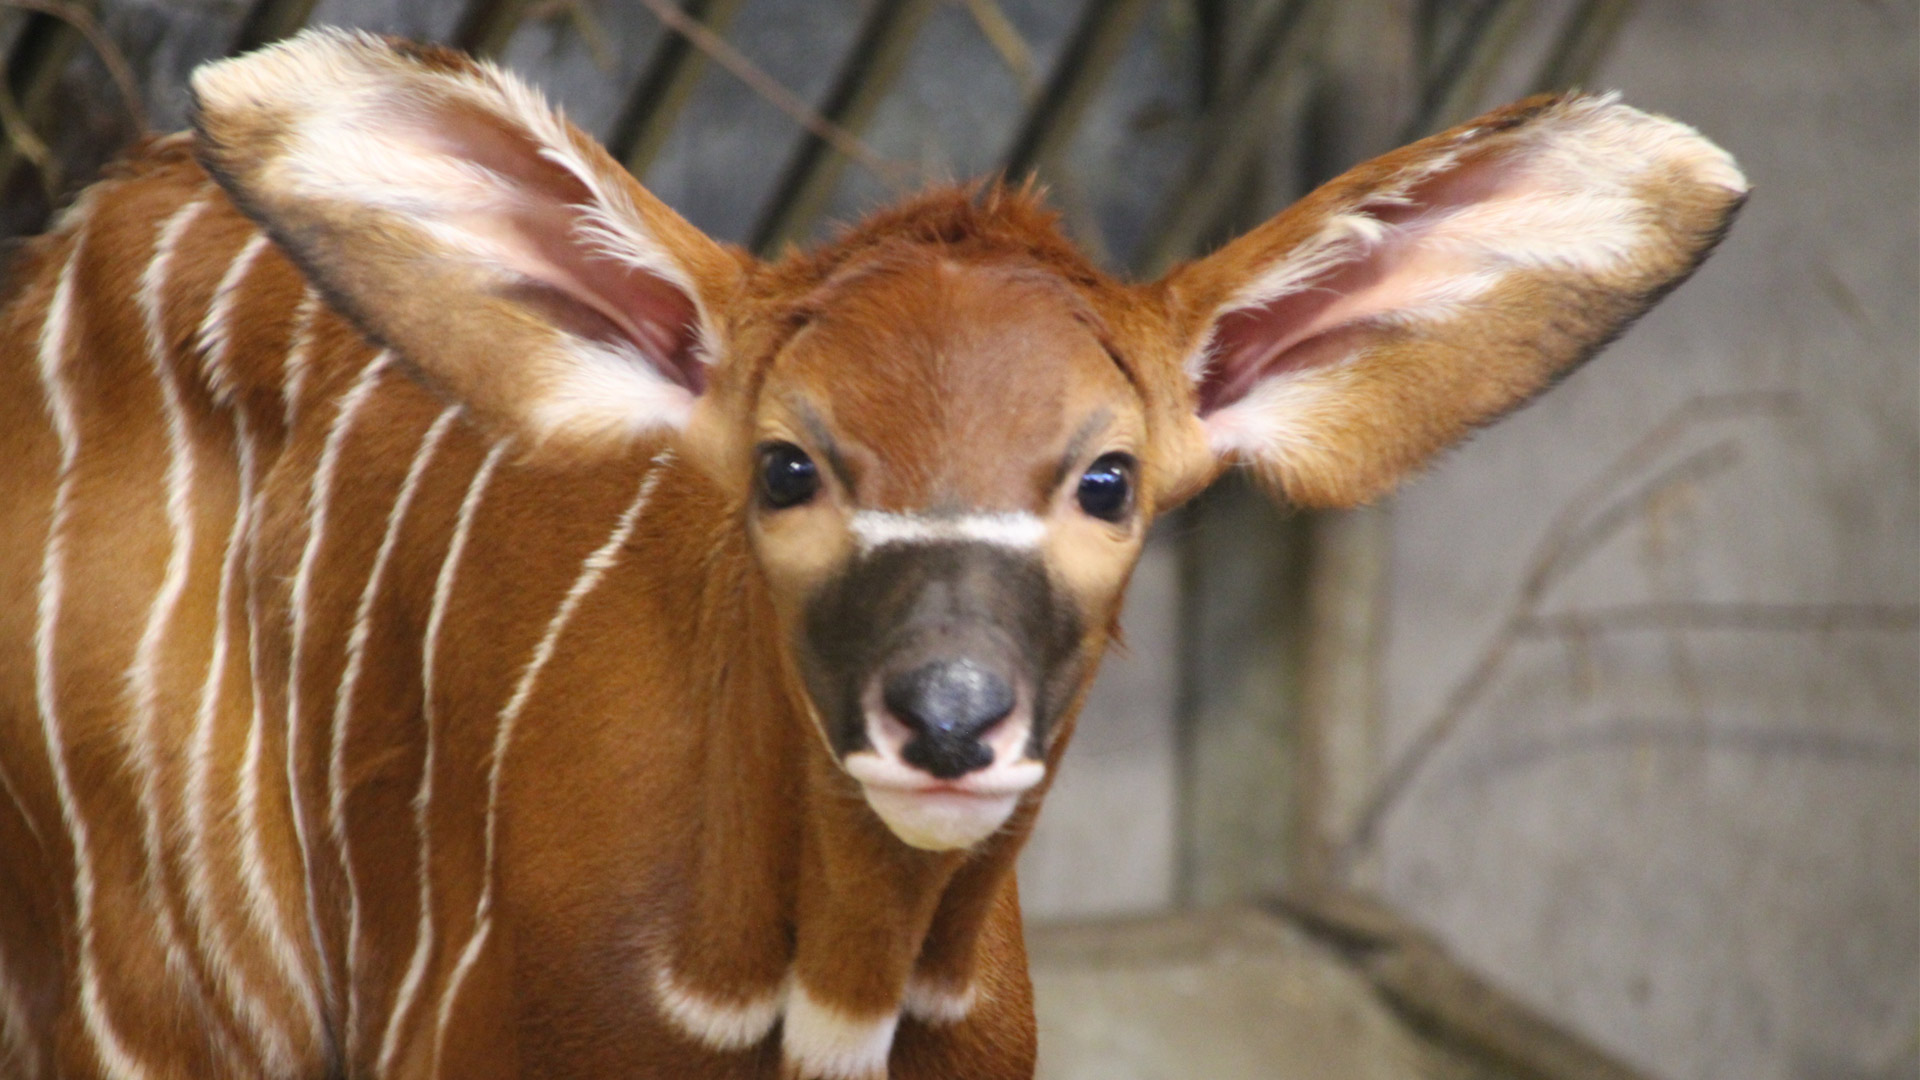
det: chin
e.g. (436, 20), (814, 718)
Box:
(860, 786), (1023, 851)
(844, 750), (1047, 851)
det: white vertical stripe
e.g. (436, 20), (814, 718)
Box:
(282, 287), (321, 428)
(236, 632), (323, 1050)
(429, 918), (489, 1076)
(33, 233), (149, 1079)
(35, 246), (80, 460)
(124, 193), (210, 1029)
(184, 406), (302, 1073)
(331, 404), (459, 1059)
(377, 438), (510, 1076)
(286, 351), (392, 1018)
(197, 231), (270, 403)
(234, 288), (331, 1044)
(432, 450), (673, 1065)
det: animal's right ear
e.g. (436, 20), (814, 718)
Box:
(190, 28), (746, 459)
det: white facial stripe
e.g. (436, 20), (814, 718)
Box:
(849, 511), (1045, 553)
(652, 966), (786, 1052)
(782, 983), (898, 1080)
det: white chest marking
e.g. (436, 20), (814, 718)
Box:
(652, 966), (787, 1052)
(782, 982), (898, 1080)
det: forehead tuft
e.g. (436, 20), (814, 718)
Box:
(762, 256), (1136, 510)
(781, 181), (1106, 287)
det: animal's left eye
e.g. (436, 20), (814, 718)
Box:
(1076, 453), (1135, 522)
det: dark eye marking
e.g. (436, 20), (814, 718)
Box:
(1051, 408), (1116, 494)
(793, 400), (859, 498)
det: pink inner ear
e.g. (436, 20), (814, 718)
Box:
(1195, 150), (1531, 415)
(404, 101), (707, 392)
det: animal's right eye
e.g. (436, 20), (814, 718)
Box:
(758, 442), (820, 509)
(1076, 452), (1135, 522)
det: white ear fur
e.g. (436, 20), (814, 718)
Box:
(191, 28), (738, 453)
(1174, 93), (1746, 506)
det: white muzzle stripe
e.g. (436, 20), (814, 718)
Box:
(848, 511), (1045, 554)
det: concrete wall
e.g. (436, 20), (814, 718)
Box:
(1025, 4), (1919, 1078)
(1368, 4), (1919, 1078)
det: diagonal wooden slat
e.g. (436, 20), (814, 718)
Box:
(750, 0), (935, 256)
(0, 7), (88, 199)
(1402, 0), (1537, 142)
(998, 0), (1152, 183)
(1135, 0), (1333, 275)
(453, 0), (534, 58)
(605, 0), (748, 180)
(230, 0), (318, 53)
(1529, 0), (1636, 94)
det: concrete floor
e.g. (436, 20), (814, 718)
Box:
(1028, 908), (1514, 1080)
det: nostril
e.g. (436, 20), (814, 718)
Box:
(882, 659), (1015, 780)
(882, 659), (1014, 741)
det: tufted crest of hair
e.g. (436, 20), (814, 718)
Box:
(778, 181), (1105, 289)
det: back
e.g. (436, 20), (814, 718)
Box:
(0, 137), (354, 1076)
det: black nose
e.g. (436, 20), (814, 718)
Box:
(882, 659), (1015, 779)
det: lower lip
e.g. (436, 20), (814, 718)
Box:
(857, 785), (1022, 851)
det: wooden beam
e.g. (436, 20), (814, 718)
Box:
(0, 9), (86, 204)
(1290, 507), (1392, 893)
(1529, 0), (1636, 94)
(1401, 0), (1536, 141)
(998, 0), (1153, 182)
(1274, 889), (1657, 1080)
(1136, 0), (1331, 275)
(454, 0), (536, 58)
(749, 0), (935, 255)
(605, 0), (749, 180)
(230, 0), (318, 53)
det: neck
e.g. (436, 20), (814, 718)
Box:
(635, 461), (1027, 1069)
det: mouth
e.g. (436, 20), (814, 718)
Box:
(841, 692), (1046, 851)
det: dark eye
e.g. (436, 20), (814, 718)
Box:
(1076, 453), (1134, 522)
(758, 442), (820, 509)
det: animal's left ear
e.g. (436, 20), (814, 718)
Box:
(1153, 93), (1747, 508)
